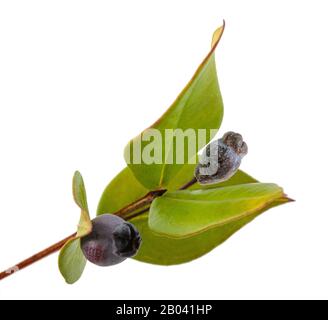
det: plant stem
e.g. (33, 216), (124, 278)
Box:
(124, 208), (150, 221)
(0, 178), (197, 282)
(180, 177), (197, 190)
(0, 233), (76, 281)
(114, 189), (167, 218)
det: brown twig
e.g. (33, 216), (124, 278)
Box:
(0, 233), (76, 281)
(114, 189), (167, 217)
(124, 208), (150, 221)
(179, 177), (198, 190)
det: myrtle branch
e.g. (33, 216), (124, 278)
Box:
(0, 178), (197, 282)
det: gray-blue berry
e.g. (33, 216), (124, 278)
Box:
(195, 131), (248, 185)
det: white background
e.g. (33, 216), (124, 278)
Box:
(0, 0), (327, 300)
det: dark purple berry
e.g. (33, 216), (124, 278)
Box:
(195, 131), (248, 185)
(81, 214), (142, 267)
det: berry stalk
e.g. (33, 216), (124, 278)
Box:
(180, 177), (198, 190)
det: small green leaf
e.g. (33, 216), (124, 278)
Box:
(59, 171), (92, 284)
(58, 238), (87, 284)
(73, 171), (92, 237)
(149, 183), (286, 238)
(73, 171), (88, 211)
(97, 166), (266, 265)
(124, 24), (225, 190)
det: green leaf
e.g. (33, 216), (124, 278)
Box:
(73, 171), (88, 211)
(97, 166), (266, 265)
(124, 24), (225, 190)
(131, 198), (288, 265)
(58, 238), (87, 284)
(58, 171), (92, 284)
(149, 183), (286, 238)
(72, 171), (92, 237)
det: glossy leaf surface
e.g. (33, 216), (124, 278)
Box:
(124, 24), (225, 190)
(149, 183), (285, 238)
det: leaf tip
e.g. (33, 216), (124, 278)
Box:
(211, 20), (226, 48)
(73, 170), (83, 183)
(74, 170), (81, 176)
(284, 195), (296, 203)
